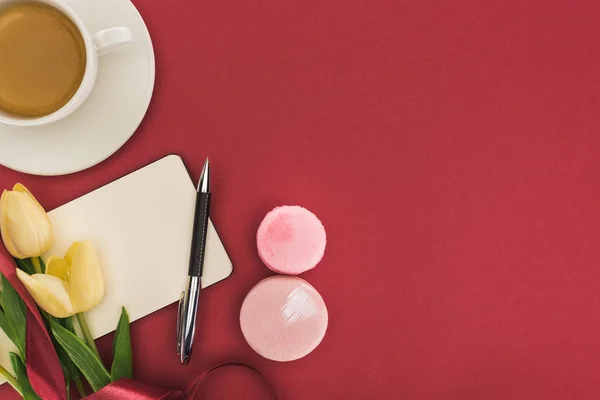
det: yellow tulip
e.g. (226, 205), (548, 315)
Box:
(0, 184), (53, 259)
(16, 241), (104, 318)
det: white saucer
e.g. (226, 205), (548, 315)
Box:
(0, 0), (155, 176)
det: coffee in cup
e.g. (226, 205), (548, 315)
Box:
(0, 2), (86, 118)
(0, 0), (132, 126)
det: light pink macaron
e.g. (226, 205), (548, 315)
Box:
(256, 206), (326, 275)
(240, 276), (328, 362)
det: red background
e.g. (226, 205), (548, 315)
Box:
(2, 0), (600, 398)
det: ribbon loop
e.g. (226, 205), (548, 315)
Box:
(187, 361), (278, 399)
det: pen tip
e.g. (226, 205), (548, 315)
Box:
(197, 158), (210, 192)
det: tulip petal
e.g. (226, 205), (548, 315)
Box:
(1, 213), (26, 259)
(69, 241), (104, 313)
(0, 189), (7, 222)
(16, 269), (74, 318)
(12, 184), (51, 234)
(46, 256), (71, 280)
(64, 242), (81, 266)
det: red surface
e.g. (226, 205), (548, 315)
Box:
(2, 0), (600, 398)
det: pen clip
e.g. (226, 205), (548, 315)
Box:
(176, 291), (184, 355)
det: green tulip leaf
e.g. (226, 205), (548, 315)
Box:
(1, 274), (26, 361)
(111, 307), (133, 381)
(50, 319), (110, 392)
(14, 258), (34, 275)
(0, 310), (18, 350)
(10, 352), (41, 400)
(42, 312), (82, 382)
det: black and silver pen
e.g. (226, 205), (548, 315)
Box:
(177, 158), (211, 365)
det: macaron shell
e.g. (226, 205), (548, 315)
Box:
(257, 206), (326, 275)
(240, 276), (328, 362)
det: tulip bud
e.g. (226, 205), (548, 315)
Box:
(0, 184), (53, 259)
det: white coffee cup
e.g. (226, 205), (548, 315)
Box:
(0, 0), (132, 127)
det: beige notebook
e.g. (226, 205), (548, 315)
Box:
(0, 155), (233, 380)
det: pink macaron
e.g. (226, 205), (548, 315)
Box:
(256, 206), (326, 275)
(240, 276), (328, 362)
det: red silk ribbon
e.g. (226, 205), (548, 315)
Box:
(1, 245), (276, 400)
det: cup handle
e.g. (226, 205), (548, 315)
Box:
(92, 27), (132, 57)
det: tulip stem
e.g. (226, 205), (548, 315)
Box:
(31, 257), (42, 274)
(74, 377), (86, 397)
(0, 364), (21, 396)
(76, 313), (101, 359)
